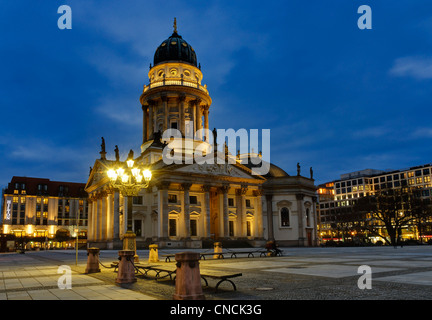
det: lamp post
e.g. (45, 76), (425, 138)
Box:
(107, 152), (152, 262)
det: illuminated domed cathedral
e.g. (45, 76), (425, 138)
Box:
(85, 20), (317, 250)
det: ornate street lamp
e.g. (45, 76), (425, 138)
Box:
(106, 150), (152, 262)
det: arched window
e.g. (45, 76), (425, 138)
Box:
(306, 208), (310, 227)
(280, 207), (290, 227)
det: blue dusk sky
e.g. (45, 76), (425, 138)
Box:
(1, 0), (432, 188)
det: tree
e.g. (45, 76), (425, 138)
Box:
(353, 188), (432, 246)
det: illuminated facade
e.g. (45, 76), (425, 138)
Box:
(1, 176), (88, 249)
(318, 163), (432, 243)
(85, 21), (318, 249)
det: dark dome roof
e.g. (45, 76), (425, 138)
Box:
(153, 31), (197, 67)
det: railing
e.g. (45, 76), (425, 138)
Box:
(143, 78), (209, 95)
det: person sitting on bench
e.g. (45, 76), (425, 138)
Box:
(265, 240), (282, 256)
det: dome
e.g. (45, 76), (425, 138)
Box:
(153, 31), (198, 67)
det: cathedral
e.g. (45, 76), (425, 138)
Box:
(85, 21), (318, 249)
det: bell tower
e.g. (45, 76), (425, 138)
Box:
(139, 19), (212, 155)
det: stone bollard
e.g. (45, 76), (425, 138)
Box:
(115, 250), (137, 284)
(173, 252), (205, 300)
(85, 247), (101, 274)
(213, 242), (223, 259)
(148, 244), (159, 263)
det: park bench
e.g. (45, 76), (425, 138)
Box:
(199, 269), (243, 292)
(111, 261), (242, 292)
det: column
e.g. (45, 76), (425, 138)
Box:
(106, 192), (113, 240)
(265, 194), (274, 240)
(201, 185), (211, 238)
(235, 185), (247, 237)
(296, 193), (305, 244)
(92, 198), (97, 241)
(113, 191), (120, 240)
(142, 105), (148, 143)
(196, 100), (203, 139)
(101, 192), (107, 241)
(253, 189), (264, 238)
(162, 95), (168, 132)
(147, 100), (154, 138)
(157, 181), (170, 240)
(179, 95), (186, 136)
(96, 196), (102, 241)
(87, 199), (93, 241)
(202, 105), (209, 142)
(219, 185), (230, 238)
(181, 183), (192, 239)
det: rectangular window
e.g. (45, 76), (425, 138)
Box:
(133, 196), (143, 205)
(134, 220), (142, 236)
(423, 168), (430, 175)
(190, 220), (197, 236)
(245, 199), (251, 208)
(246, 221), (252, 237)
(229, 221), (234, 237)
(228, 198), (234, 206)
(169, 219), (177, 237)
(189, 196), (198, 205)
(416, 177), (423, 184)
(168, 194), (177, 203)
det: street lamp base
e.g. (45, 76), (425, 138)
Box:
(123, 230), (139, 263)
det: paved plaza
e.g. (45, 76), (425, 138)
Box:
(1, 245), (432, 300)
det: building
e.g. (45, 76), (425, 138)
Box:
(318, 163), (432, 243)
(85, 21), (318, 249)
(1, 176), (88, 249)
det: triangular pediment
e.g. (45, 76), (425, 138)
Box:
(173, 162), (263, 180)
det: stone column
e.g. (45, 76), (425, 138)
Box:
(142, 105), (148, 143)
(202, 105), (209, 142)
(236, 186), (247, 237)
(179, 95), (186, 136)
(158, 181), (170, 240)
(253, 189), (264, 238)
(219, 185), (230, 238)
(202, 185), (211, 238)
(265, 194), (274, 240)
(113, 191), (120, 240)
(96, 196), (102, 241)
(106, 191), (113, 240)
(296, 193), (305, 245)
(100, 192), (107, 241)
(181, 183), (192, 239)
(87, 199), (93, 241)
(196, 100), (203, 138)
(162, 95), (168, 132)
(148, 101), (154, 138)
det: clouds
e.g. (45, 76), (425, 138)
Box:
(389, 56), (432, 80)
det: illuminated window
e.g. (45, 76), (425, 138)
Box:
(424, 176), (431, 183)
(408, 172), (414, 178)
(416, 177), (423, 184)
(409, 179), (415, 185)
